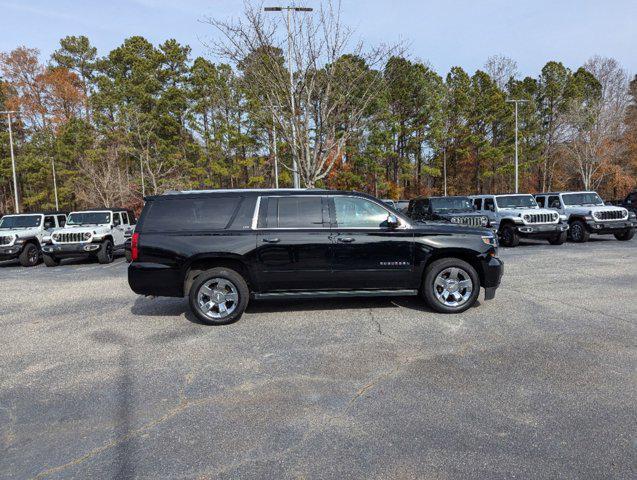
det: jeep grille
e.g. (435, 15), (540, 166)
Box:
(450, 216), (486, 227)
(0, 235), (13, 246)
(54, 232), (87, 243)
(525, 213), (557, 224)
(594, 210), (626, 221)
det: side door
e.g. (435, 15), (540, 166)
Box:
(254, 195), (333, 292)
(483, 197), (497, 224)
(329, 195), (414, 290)
(547, 195), (563, 214)
(111, 212), (126, 246)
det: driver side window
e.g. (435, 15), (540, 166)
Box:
(333, 197), (391, 228)
(548, 196), (561, 209)
(44, 216), (56, 229)
(113, 213), (122, 227)
(484, 198), (495, 211)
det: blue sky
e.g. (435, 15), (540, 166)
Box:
(1, 0), (635, 77)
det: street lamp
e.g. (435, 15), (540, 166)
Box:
(506, 99), (528, 193)
(264, 5), (313, 189)
(1, 110), (19, 212)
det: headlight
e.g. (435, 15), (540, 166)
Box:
(523, 214), (530, 222)
(83, 232), (92, 240)
(481, 235), (497, 246)
(552, 213), (558, 221)
(481, 216), (488, 226)
(449, 217), (459, 223)
(52, 233), (59, 241)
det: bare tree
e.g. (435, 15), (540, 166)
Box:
(563, 56), (629, 189)
(484, 54), (518, 91)
(206, 0), (400, 187)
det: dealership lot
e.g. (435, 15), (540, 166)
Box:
(1, 240), (635, 479)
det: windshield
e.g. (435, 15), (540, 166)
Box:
(430, 197), (474, 212)
(562, 192), (604, 206)
(496, 195), (538, 209)
(67, 212), (111, 226)
(0, 215), (42, 229)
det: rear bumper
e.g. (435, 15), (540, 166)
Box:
(481, 256), (504, 300)
(128, 262), (182, 297)
(516, 223), (568, 239)
(585, 220), (636, 234)
(42, 242), (101, 257)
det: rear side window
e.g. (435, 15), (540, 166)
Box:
(260, 196), (325, 228)
(144, 197), (241, 232)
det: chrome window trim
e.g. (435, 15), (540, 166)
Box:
(251, 196), (261, 230)
(332, 194), (411, 230)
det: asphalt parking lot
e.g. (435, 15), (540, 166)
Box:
(1, 239), (635, 479)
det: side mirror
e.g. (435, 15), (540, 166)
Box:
(386, 214), (399, 229)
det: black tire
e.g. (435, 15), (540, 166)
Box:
(614, 228), (635, 241)
(188, 267), (249, 325)
(18, 243), (40, 267)
(548, 231), (567, 245)
(97, 239), (114, 264)
(569, 220), (590, 243)
(422, 258), (480, 314)
(500, 224), (520, 247)
(43, 253), (60, 267)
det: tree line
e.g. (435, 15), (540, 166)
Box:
(0, 4), (635, 215)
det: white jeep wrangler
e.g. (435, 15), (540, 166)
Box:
(470, 194), (569, 247)
(0, 212), (67, 266)
(534, 191), (636, 242)
(42, 209), (135, 266)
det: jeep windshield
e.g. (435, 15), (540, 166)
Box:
(0, 215), (42, 229)
(430, 197), (474, 212)
(562, 192), (604, 206)
(66, 212), (111, 226)
(495, 195), (538, 209)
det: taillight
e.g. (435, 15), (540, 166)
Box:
(131, 232), (139, 261)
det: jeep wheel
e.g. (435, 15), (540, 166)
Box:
(43, 253), (60, 267)
(569, 220), (590, 243)
(614, 228), (635, 241)
(18, 243), (40, 267)
(500, 225), (520, 247)
(97, 240), (114, 264)
(189, 267), (249, 325)
(422, 258), (480, 314)
(548, 231), (567, 245)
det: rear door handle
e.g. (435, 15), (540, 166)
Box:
(337, 237), (355, 243)
(262, 238), (280, 243)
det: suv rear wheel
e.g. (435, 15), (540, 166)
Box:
(422, 258), (480, 313)
(18, 243), (40, 267)
(188, 267), (249, 325)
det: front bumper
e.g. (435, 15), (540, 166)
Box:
(585, 220), (636, 234)
(515, 223), (568, 238)
(482, 255), (504, 301)
(0, 244), (24, 260)
(42, 242), (101, 257)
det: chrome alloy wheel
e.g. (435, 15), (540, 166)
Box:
(196, 278), (239, 319)
(433, 267), (473, 308)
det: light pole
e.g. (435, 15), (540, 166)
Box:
(1, 110), (19, 213)
(506, 99), (528, 193)
(264, 5), (313, 189)
(272, 111), (279, 189)
(443, 147), (447, 197)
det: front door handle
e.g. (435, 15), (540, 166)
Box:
(262, 238), (280, 243)
(337, 237), (355, 243)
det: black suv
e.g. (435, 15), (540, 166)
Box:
(406, 196), (490, 228)
(128, 190), (504, 325)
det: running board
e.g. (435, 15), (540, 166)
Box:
(253, 289), (418, 300)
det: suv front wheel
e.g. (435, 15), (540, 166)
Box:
(569, 220), (590, 243)
(422, 258), (480, 313)
(188, 267), (249, 325)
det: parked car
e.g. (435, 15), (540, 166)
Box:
(608, 189), (637, 217)
(42, 208), (136, 266)
(128, 189), (504, 325)
(406, 196), (490, 228)
(535, 191), (636, 242)
(0, 212), (67, 266)
(470, 193), (569, 247)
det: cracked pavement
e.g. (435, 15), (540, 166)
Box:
(1, 238), (635, 479)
